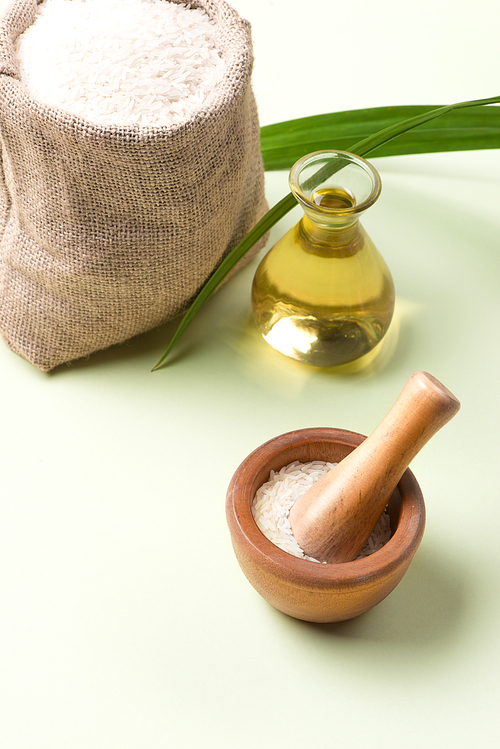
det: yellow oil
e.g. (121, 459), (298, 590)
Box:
(251, 188), (395, 367)
(312, 186), (356, 210)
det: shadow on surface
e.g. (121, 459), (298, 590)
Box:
(48, 316), (189, 374)
(290, 544), (469, 650)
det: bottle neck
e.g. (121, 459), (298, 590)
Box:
(298, 213), (363, 258)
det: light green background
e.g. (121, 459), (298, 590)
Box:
(1, 1), (499, 747)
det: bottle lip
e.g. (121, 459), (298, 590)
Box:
(289, 150), (382, 219)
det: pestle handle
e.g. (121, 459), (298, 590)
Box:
(288, 372), (460, 564)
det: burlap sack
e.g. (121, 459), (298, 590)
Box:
(0, 0), (268, 371)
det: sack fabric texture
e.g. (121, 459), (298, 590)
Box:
(0, 0), (268, 371)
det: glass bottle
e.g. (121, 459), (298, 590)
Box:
(251, 150), (395, 367)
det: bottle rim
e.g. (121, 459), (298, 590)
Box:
(289, 150), (382, 219)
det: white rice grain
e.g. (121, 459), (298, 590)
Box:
(252, 460), (392, 563)
(15, 0), (225, 127)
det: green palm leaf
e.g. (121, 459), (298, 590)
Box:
(152, 95), (500, 371)
(261, 104), (500, 170)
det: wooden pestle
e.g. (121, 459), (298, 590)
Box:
(288, 372), (460, 564)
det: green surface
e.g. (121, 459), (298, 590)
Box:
(1, 1), (500, 747)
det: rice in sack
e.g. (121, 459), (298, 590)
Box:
(0, 0), (268, 370)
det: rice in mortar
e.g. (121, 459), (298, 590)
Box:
(252, 460), (391, 562)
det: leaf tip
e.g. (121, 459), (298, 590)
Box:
(151, 355), (167, 372)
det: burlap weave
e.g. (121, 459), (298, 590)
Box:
(0, 0), (268, 371)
